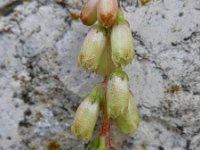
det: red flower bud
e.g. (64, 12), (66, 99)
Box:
(97, 0), (118, 27)
(80, 0), (98, 26)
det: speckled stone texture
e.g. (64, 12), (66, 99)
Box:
(0, 0), (199, 150)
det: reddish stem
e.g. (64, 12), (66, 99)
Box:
(99, 79), (116, 150)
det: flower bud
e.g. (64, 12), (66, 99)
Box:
(111, 22), (134, 65)
(80, 0), (98, 26)
(97, 0), (118, 27)
(78, 25), (107, 72)
(117, 92), (139, 134)
(71, 96), (99, 141)
(107, 68), (129, 118)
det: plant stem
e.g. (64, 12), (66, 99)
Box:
(99, 78), (116, 150)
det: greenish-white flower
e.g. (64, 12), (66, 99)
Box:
(117, 91), (139, 134)
(71, 96), (99, 141)
(107, 68), (129, 118)
(78, 25), (106, 72)
(111, 22), (134, 66)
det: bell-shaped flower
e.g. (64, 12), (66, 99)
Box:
(117, 91), (139, 134)
(80, 0), (98, 26)
(78, 24), (107, 72)
(71, 96), (99, 140)
(107, 68), (129, 118)
(97, 0), (118, 27)
(111, 21), (134, 66)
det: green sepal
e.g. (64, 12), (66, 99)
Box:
(116, 9), (129, 26)
(93, 23), (106, 34)
(87, 84), (105, 104)
(109, 67), (129, 81)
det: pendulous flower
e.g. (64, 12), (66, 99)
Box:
(71, 96), (99, 141)
(97, 0), (118, 27)
(80, 0), (98, 26)
(78, 24), (107, 72)
(107, 68), (129, 118)
(117, 91), (139, 134)
(111, 21), (134, 66)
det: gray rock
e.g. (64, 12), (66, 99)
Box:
(0, 0), (199, 150)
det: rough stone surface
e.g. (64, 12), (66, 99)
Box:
(0, 0), (199, 150)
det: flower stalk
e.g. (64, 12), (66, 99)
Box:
(71, 0), (139, 149)
(99, 79), (115, 150)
